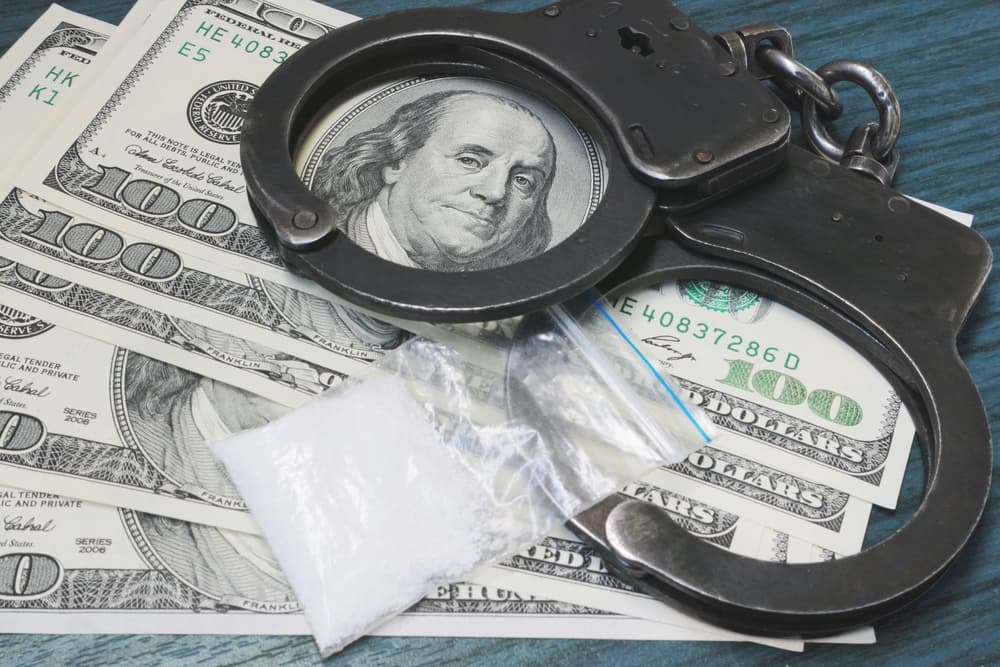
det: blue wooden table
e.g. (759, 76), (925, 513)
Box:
(1, 0), (998, 664)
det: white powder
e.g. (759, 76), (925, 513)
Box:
(210, 327), (705, 656)
(212, 376), (492, 656)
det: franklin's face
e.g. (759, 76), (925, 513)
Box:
(380, 96), (555, 269)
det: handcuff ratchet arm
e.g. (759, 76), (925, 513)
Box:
(568, 146), (992, 636)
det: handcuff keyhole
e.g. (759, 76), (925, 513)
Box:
(618, 26), (653, 56)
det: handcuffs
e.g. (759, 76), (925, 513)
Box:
(241, 0), (992, 637)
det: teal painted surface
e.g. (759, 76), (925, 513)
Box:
(0, 0), (998, 664)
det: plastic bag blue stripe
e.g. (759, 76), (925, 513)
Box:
(586, 291), (713, 444)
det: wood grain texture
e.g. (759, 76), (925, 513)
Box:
(1, 0), (998, 665)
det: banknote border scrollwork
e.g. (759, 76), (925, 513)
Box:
(768, 530), (789, 563)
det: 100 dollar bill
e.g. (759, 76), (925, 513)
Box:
(0, 1), (323, 534)
(20, 0), (358, 295)
(603, 280), (915, 508)
(610, 200), (974, 510)
(0, 486), (727, 643)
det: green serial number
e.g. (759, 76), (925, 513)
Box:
(611, 295), (801, 370)
(179, 21), (289, 64)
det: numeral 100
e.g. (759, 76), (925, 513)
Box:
(718, 359), (864, 427)
(85, 166), (237, 235)
(23, 210), (181, 281)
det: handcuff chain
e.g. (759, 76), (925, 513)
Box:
(715, 24), (902, 186)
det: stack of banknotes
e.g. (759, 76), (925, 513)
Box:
(0, 0), (971, 651)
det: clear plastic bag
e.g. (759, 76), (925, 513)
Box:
(211, 292), (713, 656)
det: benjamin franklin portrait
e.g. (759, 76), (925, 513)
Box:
(137, 511), (293, 606)
(299, 78), (605, 272)
(121, 351), (287, 504)
(121, 353), (294, 605)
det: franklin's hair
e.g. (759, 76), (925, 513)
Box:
(311, 90), (557, 270)
(124, 353), (200, 419)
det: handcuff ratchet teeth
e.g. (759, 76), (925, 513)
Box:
(241, 0), (993, 637)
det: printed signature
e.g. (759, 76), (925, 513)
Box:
(3, 377), (50, 397)
(3, 515), (55, 532)
(641, 335), (696, 362)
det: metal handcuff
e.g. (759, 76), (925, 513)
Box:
(240, 0), (992, 637)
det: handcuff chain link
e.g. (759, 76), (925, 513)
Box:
(715, 24), (902, 186)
